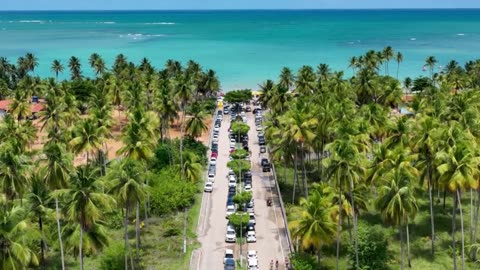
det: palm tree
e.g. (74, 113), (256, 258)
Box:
(411, 115), (439, 255)
(185, 102), (208, 139)
(279, 67), (295, 90)
(199, 69), (220, 97)
(181, 151), (203, 183)
(382, 46), (394, 75)
(425, 56), (438, 80)
(396, 52), (404, 79)
(0, 142), (31, 201)
(0, 204), (40, 269)
(154, 79), (178, 140)
(51, 59), (64, 80)
(68, 56), (82, 80)
(375, 168), (418, 270)
(107, 159), (146, 269)
(24, 52), (39, 74)
(26, 174), (53, 267)
(60, 165), (115, 270)
(41, 142), (74, 270)
(324, 138), (365, 270)
(437, 142), (479, 270)
(348, 56), (358, 76)
(295, 65), (316, 96)
(70, 118), (106, 163)
(289, 187), (336, 267)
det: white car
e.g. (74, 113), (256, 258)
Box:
(229, 174), (236, 182)
(247, 250), (257, 261)
(247, 258), (259, 270)
(246, 231), (256, 243)
(210, 157), (217, 166)
(218, 114), (223, 121)
(207, 172), (215, 182)
(204, 182), (213, 193)
(244, 184), (252, 192)
(224, 249), (234, 264)
(249, 212), (256, 225)
(226, 205), (235, 218)
(256, 126), (262, 132)
(212, 134), (219, 142)
(214, 126), (220, 132)
(242, 117), (247, 123)
(230, 139), (236, 148)
(228, 178), (237, 188)
(225, 227), (236, 243)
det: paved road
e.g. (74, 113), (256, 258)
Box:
(196, 110), (290, 270)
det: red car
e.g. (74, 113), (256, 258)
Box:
(211, 152), (218, 158)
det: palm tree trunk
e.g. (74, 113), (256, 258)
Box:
(39, 216), (46, 269)
(472, 188), (480, 261)
(428, 168), (436, 255)
(336, 185), (343, 270)
(406, 222), (412, 268)
(179, 105), (186, 179)
(452, 192), (458, 270)
(135, 201), (141, 264)
(458, 189), (465, 270)
(317, 246), (322, 270)
(79, 225), (84, 270)
(125, 205), (129, 270)
(301, 146), (309, 199)
(349, 179), (359, 269)
(55, 198), (66, 270)
(470, 188), (474, 246)
(292, 147), (299, 204)
(400, 224), (405, 270)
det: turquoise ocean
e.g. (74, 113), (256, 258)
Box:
(1, 9), (480, 90)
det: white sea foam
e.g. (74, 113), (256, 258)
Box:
(11, 20), (45, 23)
(97, 21), (116, 24)
(457, 33), (465, 36)
(119, 33), (166, 39)
(410, 38), (417, 41)
(145, 22), (176, 25)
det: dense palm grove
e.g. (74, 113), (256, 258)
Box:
(261, 47), (480, 269)
(0, 53), (219, 269)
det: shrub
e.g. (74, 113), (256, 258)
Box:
(227, 160), (251, 178)
(100, 241), (125, 270)
(148, 168), (197, 216)
(228, 212), (250, 233)
(348, 224), (388, 270)
(233, 192), (252, 206)
(290, 252), (318, 270)
(231, 122), (250, 136)
(231, 149), (248, 160)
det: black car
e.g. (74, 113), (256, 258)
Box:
(228, 186), (236, 195)
(258, 139), (266, 146)
(260, 146), (266, 153)
(261, 158), (271, 172)
(246, 222), (255, 232)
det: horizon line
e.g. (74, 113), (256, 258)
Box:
(1, 8), (480, 12)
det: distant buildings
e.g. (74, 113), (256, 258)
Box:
(0, 97), (45, 119)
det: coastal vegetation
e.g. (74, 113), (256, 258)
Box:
(261, 47), (480, 269)
(0, 53), (219, 269)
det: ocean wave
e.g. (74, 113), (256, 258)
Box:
(119, 33), (166, 40)
(97, 21), (116, 24)
(9, 20), (45, 23)
(145, 22), (176, 25)
(410, 38), (417, 41)
(457, 33), (465, 36)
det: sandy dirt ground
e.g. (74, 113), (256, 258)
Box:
(30, 109), (212, 166)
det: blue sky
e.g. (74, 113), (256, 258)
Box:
(1, 0), (480, 10)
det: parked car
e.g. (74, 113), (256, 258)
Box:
(261, 158), (271, 172)
(246, 231), (256, 243)
(228, 178), (237, 188)
(247, 258), (259, 270)
(248, 212), (256, 225)
(244, 184), (252, 192)
(246, 222), (255, 232)
(224, 258), (236, 270)
(226, 205), (236, 218)
(246, 106), (251, 112)
(260, 146), (266, 153)
(228, 186), (236, 196)
(204, 182), (213, 192)
(224, 249), (234, 264)
(207, 171), (215, 182)
(225, 227), (236, 243)
(247, 250), (257, 261)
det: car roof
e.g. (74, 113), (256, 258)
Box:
(247, 250), (257, 255)
(225, 248), (234, 254)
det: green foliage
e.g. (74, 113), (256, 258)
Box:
(148, 168), (197, 216)
(151, 142), (174, 170)
(290, 252), (318, 270)
(228, 212), (250, 232)
(99, 241), (125, 270)
(412, 76), (433, 92)
(348, 224), (388, 270)
(231, 121), (250, 136)
(233, 192), (252, 205)
(227, 160), (251, 178)
(223, 89), (252, 104)
(230, 149), (248, 160)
